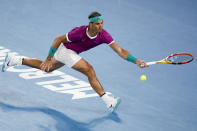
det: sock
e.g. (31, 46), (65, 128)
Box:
(101, 93), (108, 102)
(16, 56), (23, 65)
(100, 92), (106, 97)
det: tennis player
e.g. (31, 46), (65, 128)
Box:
(2, 12), (148, 112)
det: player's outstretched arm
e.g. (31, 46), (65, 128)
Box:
(109, 42), (148, 68)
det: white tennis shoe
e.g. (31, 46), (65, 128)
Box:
(108, 97), (121, 112)
(102, 94), (121, 112)
(1, 53), (23, 72)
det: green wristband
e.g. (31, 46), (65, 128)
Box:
(126, 54), (137, 64)
(49, 46), (57, 56)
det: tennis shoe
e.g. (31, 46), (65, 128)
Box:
(101, 94), (121, 112)
(107, 97), (121, 112)
(1, 53), (22, 72)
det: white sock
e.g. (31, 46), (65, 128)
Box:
(16, 56), (23, 65)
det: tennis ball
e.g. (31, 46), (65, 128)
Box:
(140, 75), (147, 81)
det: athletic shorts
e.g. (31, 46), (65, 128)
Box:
(54, 43), (81, 68)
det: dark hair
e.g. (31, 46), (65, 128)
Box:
(88, 12), (102, 19)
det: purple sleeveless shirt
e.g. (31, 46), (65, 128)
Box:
(63, 25), (114, 54)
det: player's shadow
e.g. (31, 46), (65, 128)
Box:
(0, 101), (121, 131)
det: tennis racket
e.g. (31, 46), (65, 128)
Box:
(145, 52), (194, 66)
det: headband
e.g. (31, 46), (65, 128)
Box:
(89, 16), (103, 23)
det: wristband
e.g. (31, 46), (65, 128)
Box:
(48, 46), (57, 56)
(126, 54), (137, 64)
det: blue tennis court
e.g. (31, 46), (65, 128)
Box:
(0, 0), (197, 131)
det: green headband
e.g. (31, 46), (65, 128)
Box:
(89, 16), (103, 23)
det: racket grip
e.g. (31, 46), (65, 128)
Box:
(140, 61), (157, 67)
(147, 61), (157, 65)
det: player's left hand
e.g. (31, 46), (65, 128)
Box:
(40, 59), (53, 72)
(136, 59), (148, 68)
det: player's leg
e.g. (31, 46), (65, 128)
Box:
(72, 58), (105, 96)
(22, 57), (64, 72)
(22, 58), (42, 69)
(72, 58), (121, 112)
(48, 44), (121, 112)
(1, 52), (64, 72)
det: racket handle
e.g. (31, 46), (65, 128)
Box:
(147, 61), (157, 65)
(140, 61), (157, 67)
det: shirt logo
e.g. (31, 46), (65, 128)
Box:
(93, 40), (99, 44)
(81, 38), (86, 42)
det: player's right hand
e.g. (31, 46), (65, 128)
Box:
(136, 59), (148, 68)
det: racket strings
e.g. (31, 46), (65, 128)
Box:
(167, 54), (193, 63)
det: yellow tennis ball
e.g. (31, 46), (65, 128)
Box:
(140, 75), (147, 81)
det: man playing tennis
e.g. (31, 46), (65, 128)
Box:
(2, 12), (148, 112)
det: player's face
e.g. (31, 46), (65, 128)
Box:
(91, 20), (103, 33)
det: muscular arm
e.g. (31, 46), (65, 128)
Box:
(109, 42), (130, 59)
(51, 34), (68, 48)
(41, 34), (69, 71)
(47, 34), (68, 59)
(109, 42), (148, 67)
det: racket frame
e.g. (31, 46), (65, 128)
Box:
(147, 52), (194, 65)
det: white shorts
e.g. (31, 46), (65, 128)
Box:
(54, 44), (81, 68)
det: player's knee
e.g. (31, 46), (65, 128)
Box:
(85, 64), (95, 77)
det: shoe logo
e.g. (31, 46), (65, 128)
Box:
(7, 61), (10, 66)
